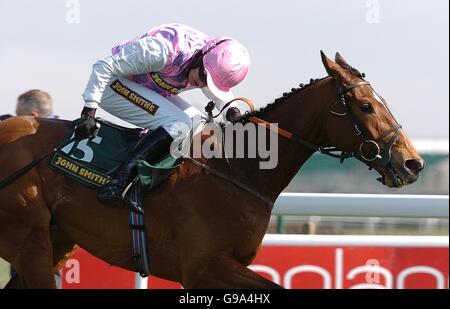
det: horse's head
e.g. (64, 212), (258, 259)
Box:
(320, 51), (424, 188)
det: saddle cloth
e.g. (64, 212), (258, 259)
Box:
(49, 118), (180, 190)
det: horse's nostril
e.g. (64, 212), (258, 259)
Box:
(404, 159), (425, 175)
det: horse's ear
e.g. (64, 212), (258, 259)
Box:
(321, 50), (345, 80)
(335, 52), (350, 67)
(335, 52), (365, 78)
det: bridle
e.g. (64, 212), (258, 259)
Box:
(247, 78), (403, 167)
(186, 78), (403, 208)
(331, 80), (402, 166)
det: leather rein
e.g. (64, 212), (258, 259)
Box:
(188, 79), (402, 207)
(246, 80), (402, 167)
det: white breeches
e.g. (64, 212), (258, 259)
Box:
(99, 78), (203, 139)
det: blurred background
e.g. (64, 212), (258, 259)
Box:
(0, 0), (448, 288)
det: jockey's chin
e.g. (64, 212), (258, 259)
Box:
(187, 67), (206, 88)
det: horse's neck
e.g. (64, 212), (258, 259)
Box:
(237, 78), (334, 202)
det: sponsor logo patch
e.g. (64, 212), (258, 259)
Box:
(150, 73), (180, 94)
(50, 153), (110, 188)
(110, 80), (159, 115)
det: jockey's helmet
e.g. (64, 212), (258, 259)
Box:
(202, 36), (250, 102)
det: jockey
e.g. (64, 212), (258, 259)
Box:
(74, 23), (250, 207)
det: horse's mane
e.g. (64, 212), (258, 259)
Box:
(241, 76), (330, 123)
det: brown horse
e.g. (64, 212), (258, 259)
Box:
(0, 52), (424, 288)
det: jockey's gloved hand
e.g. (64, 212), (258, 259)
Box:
(75, 106), (100, 140)
(226, 107), (242, 123)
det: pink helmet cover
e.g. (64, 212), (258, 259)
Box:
(203, 36), (250, 101)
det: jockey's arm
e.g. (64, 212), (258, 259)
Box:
(82, 36), (169, 108)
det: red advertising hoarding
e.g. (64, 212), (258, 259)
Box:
(62, 244), (448, 289)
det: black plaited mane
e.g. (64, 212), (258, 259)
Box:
(339, 63), (366, 79)
(241, 77), (328, 123)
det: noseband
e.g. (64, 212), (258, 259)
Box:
(247, 78), (402, 167)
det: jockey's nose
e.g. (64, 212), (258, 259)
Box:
(404, 158), (425, 176)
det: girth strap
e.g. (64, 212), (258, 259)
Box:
(129, 209), (151, 277)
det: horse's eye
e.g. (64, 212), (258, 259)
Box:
(360, 103), (372, 113)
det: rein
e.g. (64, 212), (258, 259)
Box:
(187, 79), (402, 205)
(247, 80), (402, 166)
(0, 138), (76, 190)
(247, 115), (355, 162)
(185, 97), (276, 207)
(205, 97), (256, 122)
(188, 80), (403, 205)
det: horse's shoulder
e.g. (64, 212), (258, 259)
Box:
(0, 116), (71, 144)
(0, 116), (40, 143)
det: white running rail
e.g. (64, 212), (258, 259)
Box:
(273, 193), (449, 218)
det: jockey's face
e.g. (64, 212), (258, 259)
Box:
(188, 67), (207, 88)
